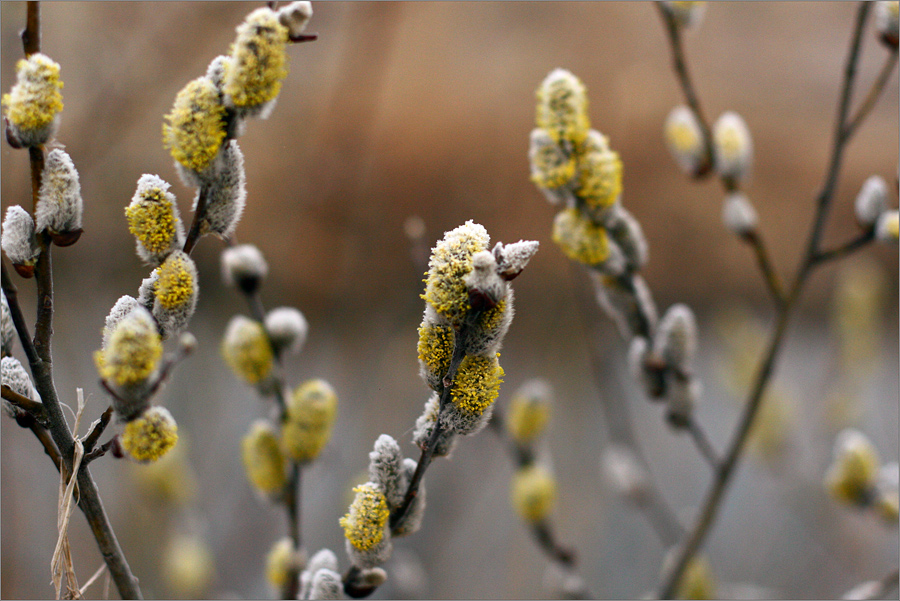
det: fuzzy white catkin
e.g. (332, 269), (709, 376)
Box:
(654, 303), (698, 372)
(35, 149), (82, 235)
(591, 272), (658, 340)
(2, 206), (40, 268)
(102, 296), (141, 349)
(664, 105), (706, 175)
(194, 140), (247, 237)
(602, 445), (650, 502)
(299, 548), (340, 600)
(1, 290), (13, 357)
(493, 240), (540, 280)
(722, 192), (758, 236)
(368, 434), (406, 509)
(1, 356), (40, 418)
(854, 175), (888, 227)
(265, 306), (309, 355)
(712, 111), (752, 181)
(875, 1), (899, 44)
(392, 458), (425, 537)
(221, 243), (268, 290)
(309, 569), (343, 600)
(603, 204), (648, 271)
(278, 1), (313, 37)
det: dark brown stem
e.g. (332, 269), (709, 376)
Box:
(82, 436), (118, 465)
(743, 231), (786, 308)
(657, 5), (872, 597)
(21, 1), (40, 56)
(82, 406), (114, 455)
(288, 32), (318, 43)
(811, 228), (876, 266)
(655, 1), (714, 178)
(182, 185), (208, 256)
(843, 48), (898, 140)
(1, 385), (48, 423)
(2, 263), (40, 368)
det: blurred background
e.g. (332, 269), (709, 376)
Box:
(1, 2), (897, 599)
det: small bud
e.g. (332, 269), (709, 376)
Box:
(162, 535), (215, 599)
(282, 379), (338, 463)
(95, 306), (162, 420)
(529, 128), (576, 192)
(1, 53), (63, 147)
(299, 548), (339, 599)
(603, 204), (648, 271)
(265, 306), (309, 355)
(535, 68), (590, 145)
(35, 149), (83, 245)
(663, 1), (707, 29)
(825, 428), (880, 505)
(340, 482), (392, 568)
(278, 1), (313, 38)
(125, 175), (185, 266)
(712, 111), (752, 182)
(178, 332), (198, 355)
(224, 8), (290, 117)
(309, 569), (343, 600)
(422, 220), (490, 328)
(412, 393), (458, 457)
(511, 465), (557, 523)
(221, 315), (274, 385)
(875, 1), (899, 48)
(505, 379), (552, 445)
(602, 445), (650, 503)
(875, 210), (899, 243)
(242, 419), (287, 495)
(163, 76), (227, 174)
(2, 206), (41, 277)
(265, 537), (304, 592)
(1, 290), (15, 358)
(664, 106), (706, 176)
(493, 240), (540, 281)
(654, 304), (698, 373)
(194, 140), (247, 237)
(221, 243), (268, 292)
(591, 272), (658, 341)
(1, 356), (40, 419)
(722, 192), (758, 237)
(854, 175), (889, 227)
(441, 354), (504, 436)
(368, 434), (406, 509)
(121, 406), (179, 462)
(552, 207), (610, 266)
(674, 555), (716, 600)
(152, 251), (199, 338)
(464, 250), (507, 308)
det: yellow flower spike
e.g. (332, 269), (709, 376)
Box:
(675, 555), (716, 600)
(529, 128), (576, 190)
(712, 111), (752, 181)
(221, 315), (274, 385)
(416, 319), (454, 391)
(535, 68), (590, 145)
(154, 251), (196, 311)
(575, 146), (623, 212)
(450, 354), (504, 419)
(340, 483), (390, 552)
(506, 380), (552, 445)
(825, 429), (880, 505)
(2, 53), (63, 147)
(224, 8), (290, 113)
(552, 207), (610, 266)
(96, 307), (162, 388)
(126, 174), (185, 266)
(163, 77), (227, 173)
(266, 537), (304, 591)
(511, 465), (557, 523)
(421, 221), (490, 327)
(163, 535), (215, 599)
(242, 420), (287, 495)
(121, 406), (179, 463)
(281, 379), (338, 462)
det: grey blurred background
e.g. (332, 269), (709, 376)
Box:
(1, 2), (897, 599)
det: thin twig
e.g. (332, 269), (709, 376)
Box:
(655, 1), (714, 178)
(656, 4), (873, 597)
(811, 228), (876, 266)
(81, 406), (114, 455)
(2, 384), (49, 423)
(744, 231), (786, 308)
(684, 416), (720, 469)
(2, 263), (40, 368)
(182, 185), (208, 256)
(21, 0), (40, 56)
(843, 48), (899, 140)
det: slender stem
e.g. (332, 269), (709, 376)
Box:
(656, 5), (872, 597)
(843, 48), (899, 140)
(811, 228), (876, 266)
(82, 406), (114, 455)
(744, 231), (785, 307)
(2, 263), (40, 368)
(2, 385), (48, 422)
(655, 1), (714, 177)
(684, 416), (720, 469)
(21, 1), (40, 56)
(182, 185), (208, 256)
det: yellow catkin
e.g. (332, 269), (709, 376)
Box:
(222, 317), (274, 385)
(552, 208), (610, 266)
(676, 555), (716, 600)
(530, 140), (576, 189)
(340, 484), (390, 551)
(826, 432), (880, 505)
(576, 148), (622, 211)
(163, 535), (215, 599)
(2, 53), (63, 132)
(121, 407), (179, 462)
(265, 538), (300, 590)
(417, 322), (454, 386)
(242, 420), (287, 494)
(281, 379), (338, 462)
(511, 465), (557, 522)
(535, 68), (590, 145)
(451, 354), (504, 417)
(96, 313), (163, 386)
(163, 77), (227, 172)
(506, 391), (550, 445)
(224, 8), (290, 109)
(421, 221), (490, 326)
(126, 190), (179, 257)
(155, 254), (195, 310)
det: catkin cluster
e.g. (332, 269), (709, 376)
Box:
(529, 69), (702, 429)
(824, 428), (899, 523)
(413, 221), (538, 452)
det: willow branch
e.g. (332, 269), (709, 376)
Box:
(684, 416), (720, 470)
(843, 47), (898, 140)
(2, 385), (48, 422)
(811, 228), (876, 266)
(657, 5), (873, 597)
(743, 230), (786, 308)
